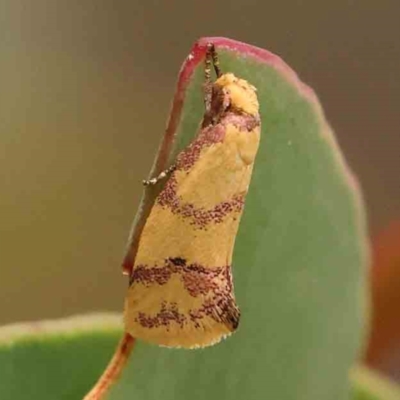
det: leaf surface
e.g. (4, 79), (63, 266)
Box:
(117, 37), (370, 400)
(0, 37), (370, 400)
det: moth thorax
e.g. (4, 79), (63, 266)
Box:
(215, 73), (259, 117)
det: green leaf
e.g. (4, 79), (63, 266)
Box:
(0, 313), (400, 400)
(0, 37), (370, 400)
(0, 314), (121, 399)
(2, 318), (400, 400)
(117, 37), (370, 400)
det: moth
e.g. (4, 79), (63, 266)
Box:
(124, 44), (261, 348)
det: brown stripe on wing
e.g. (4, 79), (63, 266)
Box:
(135, 297), (240, 332)
(176, 113), (259, 173)
(137, 301), (186, 330)
(155, 114), (258, 229)
(157, 179), (246, 230)
(132, 259), (229, 296)
(131, 259), (240, 331)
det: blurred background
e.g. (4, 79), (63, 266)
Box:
(1, 0), (399, 382)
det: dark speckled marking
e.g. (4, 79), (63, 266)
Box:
(169, 257), (187, 267)
(156, 112), (258, 230)
(177, 123), (226, 172)
(132, 259), (240, 330)
(137, 301), (186, 330)
(158, 186), (245, 230)
(132, 259), (227, 297)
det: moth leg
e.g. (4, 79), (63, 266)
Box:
(142, 164), (176, 186)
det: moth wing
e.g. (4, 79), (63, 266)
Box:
(124, 123), (260, 348)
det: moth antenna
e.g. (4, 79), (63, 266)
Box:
(204, 45), (213, 113)
(208, 43), (222, 78)
(204, 43), (222, 112)
(143, 164), (176, 186)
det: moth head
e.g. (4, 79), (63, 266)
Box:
(214, 73), (259, 117)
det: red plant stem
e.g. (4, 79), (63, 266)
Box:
(83, 333), (135, 400)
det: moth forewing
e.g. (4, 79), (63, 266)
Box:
(124, 45), (260, 348)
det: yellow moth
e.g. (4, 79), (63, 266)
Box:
(124, 44), (261, 349)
